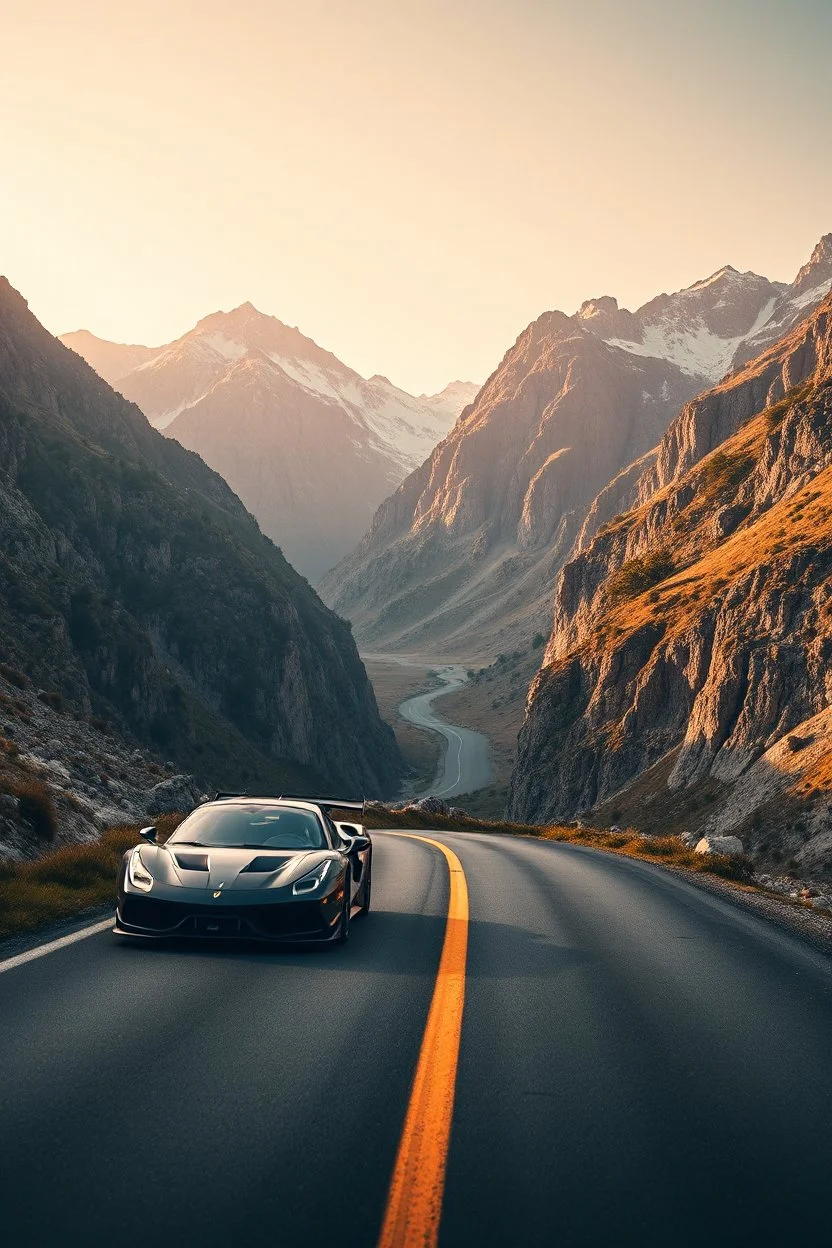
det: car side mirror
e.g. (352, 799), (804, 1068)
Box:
(139, 826), (157, 843)
(350, 834), (371, 853)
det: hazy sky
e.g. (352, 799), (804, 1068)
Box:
(2, 0), (831, 392)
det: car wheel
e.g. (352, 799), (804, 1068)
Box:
(336, 871), (351, 944)
(357, 864), (371, 916)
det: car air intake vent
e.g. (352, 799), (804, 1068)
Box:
(175, 854), (210, 871)
(241, 856), (286, 874)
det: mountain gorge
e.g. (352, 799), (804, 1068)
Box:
(0, 277), (400, 858)
(323, 241), (832, 662)
(509, 285), (832, 878)
(62, 310), (477, 581)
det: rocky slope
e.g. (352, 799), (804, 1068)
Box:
(509, 290), (832, 879)
(62, 309), (477, 581)
(0, 277), (400, 861)
(323, 250), (832, 660)
(0, 665), (206, 861)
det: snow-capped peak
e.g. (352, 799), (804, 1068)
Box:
(687, 264), (739, 291)
(62, 303), (473, 469)
(584, 264), (788, 384)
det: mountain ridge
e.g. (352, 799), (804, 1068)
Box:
(322, 239), (832, 662)
(62, 309), (478, 580)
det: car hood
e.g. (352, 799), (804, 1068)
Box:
(137, 845), (338, 891)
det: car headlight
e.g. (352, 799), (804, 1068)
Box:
(292, 860), (332, 896)
(128, 847), (154, 893)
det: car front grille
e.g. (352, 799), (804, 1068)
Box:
(120, 894), (327, 938)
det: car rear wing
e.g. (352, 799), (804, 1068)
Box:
(212, 791), (365, 815)
(282, 795), (365, 815)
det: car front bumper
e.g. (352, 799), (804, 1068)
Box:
(115, 884), (344, 943)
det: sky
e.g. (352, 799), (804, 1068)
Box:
(2, 0), (831, 394)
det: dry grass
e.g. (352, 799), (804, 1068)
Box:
(0, 805), (756, 945)
(0, 814), (184, 941)
(363, 807), (753, 882)
(583, 422), (832, 651)
(536, 825), (753, 881)
(361, 806), (537, 836)
(6, 777), (58, 842)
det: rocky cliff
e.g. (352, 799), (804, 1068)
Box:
(509, 291), (832, 879)
(0, 277), (400, 843)
(323, 311), (698, 659)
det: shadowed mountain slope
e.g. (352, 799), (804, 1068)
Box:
(1, 278), (400, 795)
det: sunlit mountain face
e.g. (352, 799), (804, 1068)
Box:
(510, 282), (832, 878)
(323, 236), (832, 660)
(63, 306), (479, 582)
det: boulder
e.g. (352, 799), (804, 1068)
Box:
(0, 793), (20, 819)
(408, 796), (451, 816)
(0, 835), (24, 861)
(146, 774), (199, 816)
(694, 834), (745, 857)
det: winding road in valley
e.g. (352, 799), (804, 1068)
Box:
(2, 830), (831, 1247)
(396, 663), (492, 798)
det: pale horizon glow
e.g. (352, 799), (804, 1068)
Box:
(2, 0), (831, 393)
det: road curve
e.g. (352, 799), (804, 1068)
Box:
(397, 664), (492, 798)
(1, 831), (831, 1246)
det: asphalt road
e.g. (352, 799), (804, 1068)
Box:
(397, 665), (492, 798)
(2, 831), (832, 1247)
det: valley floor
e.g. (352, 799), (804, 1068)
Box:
(362, 654), (498, 804)
(362, 656), (443, 794)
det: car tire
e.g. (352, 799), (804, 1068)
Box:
(357, 864), (371, 916)
(336, 871), (351, 944)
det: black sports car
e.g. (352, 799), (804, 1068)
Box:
(114, 796), (372, 944)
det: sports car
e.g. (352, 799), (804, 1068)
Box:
(114, 796), (372, 944)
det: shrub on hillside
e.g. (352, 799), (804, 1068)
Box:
(37, 690), (65, 714)
(699, 449), (751, 492)
(606, 549), (676, 605)
(0, 663), (28, 690)
(10, 778), (58, 841)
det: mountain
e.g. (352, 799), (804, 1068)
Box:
(60, 329), (157, 384)
(574, 267), (784, 382)
(322, 315), (695, 658)
(420, 380), (481, 419)
(0, 277), (400, 816)
(731, 233), (832, 368)
(61, 309), (476, 581)
(322, 249), (832, 661)
(508, 288), (832, 878)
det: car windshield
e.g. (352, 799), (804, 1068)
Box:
(168, 804), (326, 850)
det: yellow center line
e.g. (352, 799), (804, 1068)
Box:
(378, 833), (470, 1248)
